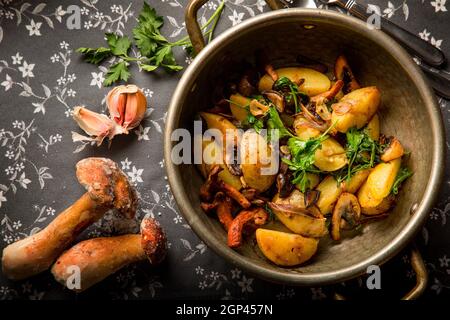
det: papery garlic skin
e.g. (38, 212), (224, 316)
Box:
(72, 106), (117, 146)
(107, 85), (147, 133)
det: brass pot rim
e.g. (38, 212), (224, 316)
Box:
(164, 9), (445, 286)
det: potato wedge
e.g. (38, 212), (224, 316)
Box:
(314, 138), (348, 172)
(381, 137), (404, 162)
(256, 229), (318, 266)
(198, 138), (243, 190)
(341, 169), (371, 194)
(316, 176), (343, 215)
(331, 87), (381, 133)
(365, 158), (401, 200)
(296, 173), (320, 191)
(200, 112), (239, 145)
(240, 130), (276, 192)
(229, 94), (251, 122)
(272, 189), (305, 206)
(258, 67), (331, 96)
(271, 206), (327, 237)
(293, 115), (321, 140)
(361, 195), (395, 216)
(365, 114), (380, 141)
(357, 180), (384, 209)
(271, 191), (327, 237)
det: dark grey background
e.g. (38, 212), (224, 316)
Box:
(0, 0), (449, 300)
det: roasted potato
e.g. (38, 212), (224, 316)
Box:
(316, 176), (343, 215)
(331, 87), (381, 133)
(271, 191), (327, 237)
(365, 114), (380, 141)
(258, 67), (331, 96)
(240, 130), (277, 192)
(358, 158), (401, 213)
(272, 189), (305, 206)
(200, 112), (239, 145)
(197, 137), (243, 190)
(229, 94), (251, 122)
(293, 115), (321, 140)
(256, 228), (319, 266)
(341, 169), (371, 194)
(361, 195), (395, 216)
(314, 138), (348, 172)
(365, 158), (401, 199)
(381, 137), (404, 162)
(296, 173), (320, 191)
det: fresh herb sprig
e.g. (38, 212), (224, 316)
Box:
(337, 127), (381, 183)
(273, 77), (309, 113)
(282, 124), (335, 192)
(77, 1), (225, 86)
(391, 166), (413, 195)
(266, 106), (295, 139)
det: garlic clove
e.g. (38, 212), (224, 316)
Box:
(73, 106), (116, 146)
(106, 85), (147, 133)
(123, 89), (147, 131)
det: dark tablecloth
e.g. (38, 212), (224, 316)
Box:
(0, 0), (449, 300)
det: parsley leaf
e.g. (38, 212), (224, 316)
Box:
(106, 33), (132, 56)
(273, 77), (309, 113)
(267, 106), (294, 139)
(104, 61), (131, 86)
(282, 126), (334, 192)
(77, 47), (112, 64)
(341, 127), (380, 182)
(77, 1), (225, 86)
(391, 166), (413, 195)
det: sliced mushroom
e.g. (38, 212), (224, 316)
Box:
(334, 55), (360, 94)
(331, 193), (361, 241)
(311, 80), (344, 103)
(276, 172), (295, 198)
(265, 64), (278, 81)
(199, 165), (222, 202)
(304, 190), (320, 208)
(301, 103), (329, 132)
(263, 90), (285, 113)
(249, 99), (270, 117)
(228, 207), (269, 248)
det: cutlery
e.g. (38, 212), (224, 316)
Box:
(319, 0), (445, 68)
(267, 0), (450, 98)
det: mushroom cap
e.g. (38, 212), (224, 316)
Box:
(76, 157), (137, 218)
(140, 215), (167, 265)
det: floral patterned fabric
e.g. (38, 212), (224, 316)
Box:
(0, 0), (449, 300)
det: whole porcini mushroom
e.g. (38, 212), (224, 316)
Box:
(1, 157), (137, 280)
(51, 215), (167, 292)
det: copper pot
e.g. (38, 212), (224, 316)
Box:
(164, 2), (445, 298)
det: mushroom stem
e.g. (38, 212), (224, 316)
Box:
(216, 196), (234, 231)
(51, 217), (167, 292)
(2, 193), (106, 280)
(219, 181), (251, 209)
(228, 207), (268, 248)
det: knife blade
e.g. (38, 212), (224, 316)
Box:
(301, 0), (318, 8)
(275, 0), (317, 9)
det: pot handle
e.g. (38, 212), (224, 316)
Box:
(334, 244), (428, 300)
(185, 0), (286, 53)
